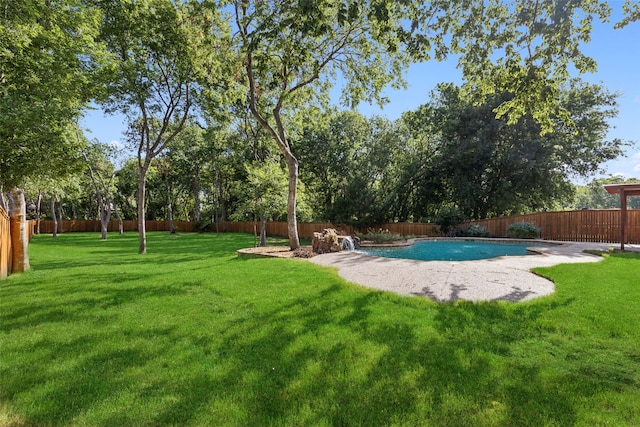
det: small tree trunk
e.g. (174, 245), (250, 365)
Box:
(260, 216), (267, 246)
(9, 188), (30, 273)
(57, 202), (63, 234)
(113, 203), (124, 235)
(166, 180), (175, 234)
(193, 176), (201, 224)
(138, 164), (148, 254)
(36, 190), (42, 234)
(253, 213), (258, 247)
(100, 201), (111, 240)
(214, 202), (219, 233)
(51, 197), (58, 238)
(213, 169), (220, 233)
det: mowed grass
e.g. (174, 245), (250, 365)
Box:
(1, 232), (639, 426)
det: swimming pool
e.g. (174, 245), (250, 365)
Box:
(359, 239), (543, 261)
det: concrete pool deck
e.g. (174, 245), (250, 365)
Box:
(309, 241), (636, 303)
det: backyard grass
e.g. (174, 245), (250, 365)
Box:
(1, 232), (639, 426)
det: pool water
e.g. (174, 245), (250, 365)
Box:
(359, 239), (541, 261)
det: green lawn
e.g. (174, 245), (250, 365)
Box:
(1, 232), (639, 426)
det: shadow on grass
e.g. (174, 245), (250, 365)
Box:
(2, 240), (638, 425)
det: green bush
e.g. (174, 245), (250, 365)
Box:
(434, 205), (466, 235)
(466, 224), (490, 237)
(507, 222), (540, 239)
(356, 228), (404, 243)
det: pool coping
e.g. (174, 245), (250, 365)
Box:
(309, 240), (620, 303)
(359, 236), (559, 252)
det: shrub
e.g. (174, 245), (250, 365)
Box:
(356, 228), (404, 243)
(434, 205), (466, 235)
(507, 222), (540, 239)
(195, 218), (212, 232)
(466, 224), (490, 237)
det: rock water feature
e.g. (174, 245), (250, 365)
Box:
(312, 229), (360, 254)
(342, 236), (358, 251)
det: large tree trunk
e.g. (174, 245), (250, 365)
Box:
(137, 166), (148, 254)
(9, 188), (30, 273)
(285, 154), (300, 250)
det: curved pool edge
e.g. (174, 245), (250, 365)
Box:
(309, 241), (611, 303)
(358, 237), (560, 262)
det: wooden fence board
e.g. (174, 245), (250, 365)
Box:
(466, 209), (639, 243)
(30, 209), (640, 244)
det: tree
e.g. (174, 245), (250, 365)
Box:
(403, 81), (627, 219)
(82, 140), (122, 239)
(113, 159), (139, 220)
(231, 0), (411, 249)
(233, 160), (288, 246)
(1, 0), (105, 270)
(297, 110), (396, 226)
(0, 1), (104, 188)
(404, 1), (627, 132)
(573, 177), (640, 209)
(98, 0), (224, 253)
(229, 0), (639, 248)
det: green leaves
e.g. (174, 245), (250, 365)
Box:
(399, 81), (626, 219)
(0, 0), (107, 188)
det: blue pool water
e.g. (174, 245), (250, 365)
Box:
(359, 239), (541, 261)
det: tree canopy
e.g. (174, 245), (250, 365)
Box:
(0, 0), (106, 188)
(3, 0), (639, 251)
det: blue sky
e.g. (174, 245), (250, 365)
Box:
(82, 8), (640, 182)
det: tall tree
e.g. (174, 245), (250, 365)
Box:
(231, 0), (410, 249)
(82, 140), (121, 239)
(98, 0), (226, 253)
(1, 0), (105, 270)
(233, 160), (288, 246)
(403, 81), (626, 219)
(0, 1), (104, 188)
(229, 0), (636, 248)
(574, 177), (640, 209)
(298, 110), (396, 225)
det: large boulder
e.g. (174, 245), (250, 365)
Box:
(312, 228), (342, 254)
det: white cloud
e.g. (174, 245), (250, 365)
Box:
(109, 140), (124, 150)
(634, 163), (640, 172)
(610, 171), (629, 178)
(633, 151), (640, 160)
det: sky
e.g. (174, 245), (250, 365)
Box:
(82, 6), (640, 183)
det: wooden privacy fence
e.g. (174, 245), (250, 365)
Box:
(467, 209), (640, 243)
(37, 219), (195, 234)
(30, 209), (640, 244)
(225, 212), (640, 243)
